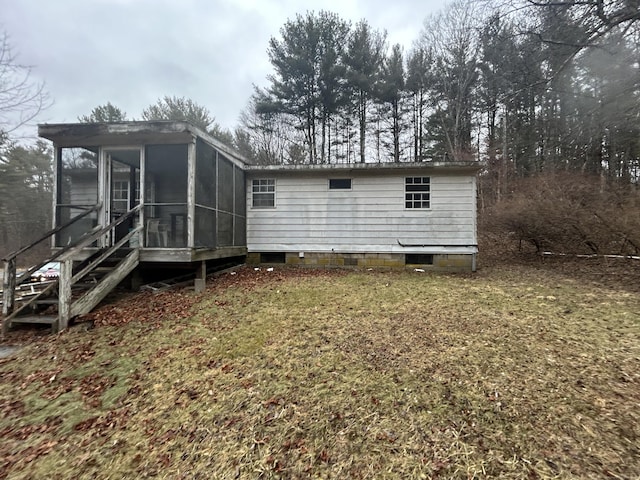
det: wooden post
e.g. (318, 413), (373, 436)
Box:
(194, 260), (206, 293)
(58, 259), (72, 332)
(187, 140), (196, 249)
(2, 258), (16, 317)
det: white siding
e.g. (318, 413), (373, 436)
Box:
(70, 179), (98, 205)
(247, 173), (477, 254)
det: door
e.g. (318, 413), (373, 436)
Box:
(104, 148), (141, 246)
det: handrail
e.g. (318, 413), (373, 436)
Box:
(2, 204), (102, 262)
(15, 225), (103, 285)
(58, 204), (142, 262)
(71, 225), (142, 284)
(3, 281), (58, 322)
(3, 203), (142, 320)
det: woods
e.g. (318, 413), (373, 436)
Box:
(238, 0), (640, 256)
(246, 1), (639, 176)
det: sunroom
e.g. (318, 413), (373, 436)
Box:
(39, 121), (248, 263)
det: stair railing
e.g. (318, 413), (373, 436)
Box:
(3, 204), (143, 334)
(2, 204), (101, 316)
(57, 204), (142, 330)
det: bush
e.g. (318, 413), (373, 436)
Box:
(481, 173), (640, 255)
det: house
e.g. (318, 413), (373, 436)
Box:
(245, 162), (479, 271)
(2, 121), (480, 333)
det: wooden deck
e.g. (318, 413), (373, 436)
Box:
(59, 246), (247, 264)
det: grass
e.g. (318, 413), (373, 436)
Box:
(0, 263), (639, 479)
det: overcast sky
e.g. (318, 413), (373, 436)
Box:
(1, 0), (446, 139)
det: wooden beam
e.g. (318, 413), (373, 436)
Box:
(52, 145), (61, 249)
(58, 204), (141, 262)
(71, 226), (141, 284)
(2, 204), (101, 263)
(3, 281), (57, 323)
(2, 258), (16, 317)
(70, 249), (139, 318)
(58, 259), (73, 332)
(187, 139), (196, 248)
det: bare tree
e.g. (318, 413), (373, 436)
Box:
(239, 94), (306, 165)
(0, 32), (49, 136)
(419, 0), (483, 161)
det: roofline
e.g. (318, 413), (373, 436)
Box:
(245, 161), (483, 175)
(37, 120), (250, 166)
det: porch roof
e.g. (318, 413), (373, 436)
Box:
(38, 120), (250, 166)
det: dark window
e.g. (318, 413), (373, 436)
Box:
(405, 177), (430, 208)
(405, 254), (434, 265)
(329, 178), (352, 190)
(252, 179), (275, 208)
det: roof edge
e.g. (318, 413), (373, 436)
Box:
(245, 161), (483, 174)
(37, 120), (250, 166)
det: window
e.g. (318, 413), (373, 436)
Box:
(329, 178), (352, 190)
(405, 177), (430, 208)
(112, 181), (128, 213)
(112, 179), (140, 213)
(252, 179), (275, 208)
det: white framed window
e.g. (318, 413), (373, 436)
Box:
(252, 179), (275, 208)
(329, 178), (352, 190)
(112, 179), (140, 213)
(112, 180), (129, 213)
(405, 177), (430, 209)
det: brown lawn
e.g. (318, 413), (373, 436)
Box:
(1, 260), (639, 479)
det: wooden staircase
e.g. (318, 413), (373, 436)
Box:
(2, 205), (141, 335)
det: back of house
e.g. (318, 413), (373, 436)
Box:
(245, 162), (479, 271)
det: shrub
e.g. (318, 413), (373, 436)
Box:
(481, 173), (640, 255)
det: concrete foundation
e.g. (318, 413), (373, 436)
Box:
(246, 252), (476, 272)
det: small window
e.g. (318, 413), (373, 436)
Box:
(252, 179), (275, 208)
(405, 177), (430, 208)
(329, 178), (352, 190)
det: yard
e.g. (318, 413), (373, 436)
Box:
(1, 260), (639, 479)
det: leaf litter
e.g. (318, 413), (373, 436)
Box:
(0, 263), (638, 479)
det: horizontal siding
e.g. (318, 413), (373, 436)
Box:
(70, 181), (98, 205)
(247, 173), (477, 253)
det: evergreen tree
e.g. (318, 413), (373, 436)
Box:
(78, 102), (127, 123)
(406, 47), (434, 161)
(141, 95), (232, 143)
(376, 44), (407, 162)
(0, 140), (53, 257)
(343, 20), (387, 163)
(259, 11), (350, 164)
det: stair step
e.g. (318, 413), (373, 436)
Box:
(10, 315), (57, 325)
(34, 299), (59, 305)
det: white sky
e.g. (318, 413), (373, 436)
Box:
(1, 0), (447, 139)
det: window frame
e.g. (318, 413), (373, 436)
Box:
(112, 180), (129, 213)
(405, 176), (431, 209)
(251, 178), (276, 209)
